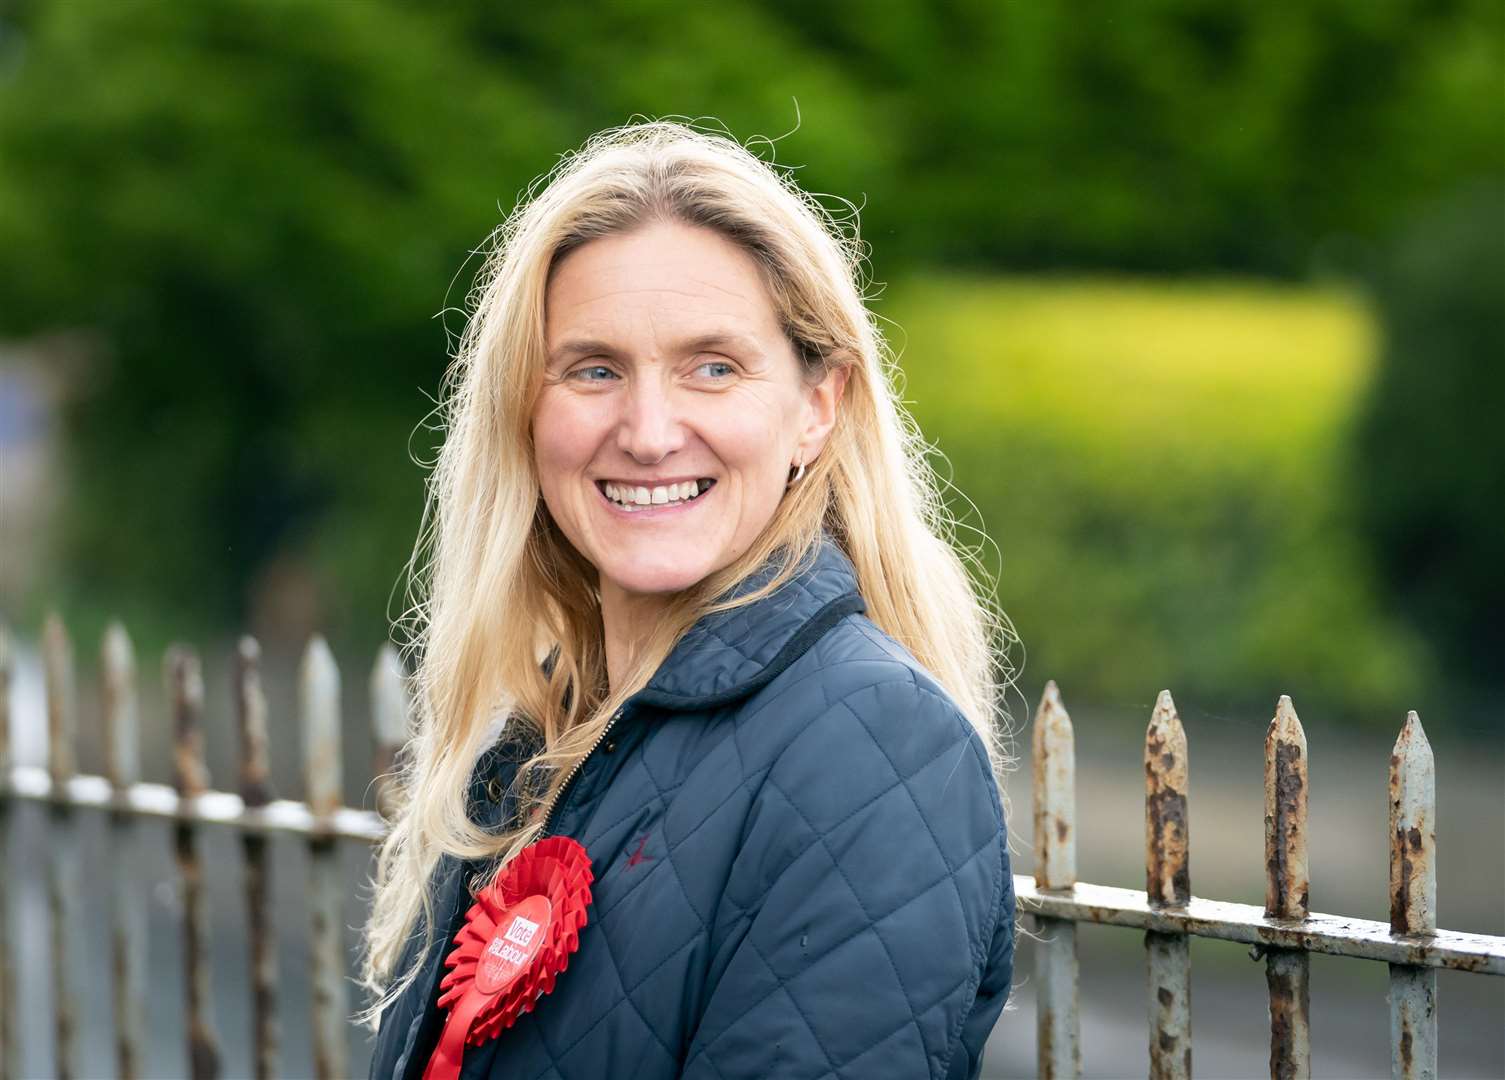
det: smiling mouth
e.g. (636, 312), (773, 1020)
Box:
(597, 478), (715, 511)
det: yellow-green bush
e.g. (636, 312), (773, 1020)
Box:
(885, 275), (1433, 726)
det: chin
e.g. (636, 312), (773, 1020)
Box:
(600, 550), (719, 597)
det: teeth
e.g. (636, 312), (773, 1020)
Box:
(601, 480), (710, 510)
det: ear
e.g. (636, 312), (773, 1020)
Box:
(797, 363), (851, 463)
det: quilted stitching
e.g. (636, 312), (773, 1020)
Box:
(679, 674), (1001, 1078)
(371, 536), (1014, 1080)
(687, 824), (997, 1063)
(937, 834), (1009, 1079)
(832, 687), (976, 935)
(686, 824), (998, 1076)
(714, 720), (973, 926)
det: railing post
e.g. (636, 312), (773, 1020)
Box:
(1145, 689), (1192, 1080)
(1032, 680), (1081, 1079)
(167, 644), (221, 1079)
(370, 643), (409, 820)
(302, 635), (349, 1080)
(43, 614), (78, 1080)
(1388, 711), (1437, 1080)
(236, 636), (279, 1080)
(103, 622), (146, 1079)
(1263, 695), (1311, 1080)
(0, 621), (15, 1080)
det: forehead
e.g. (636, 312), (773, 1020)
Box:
(544, 222), (783, 350)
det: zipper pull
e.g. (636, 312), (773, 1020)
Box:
(604, 708), (625, 752)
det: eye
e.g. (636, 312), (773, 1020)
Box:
(568, 364), (619, 383)
(694, 360), (736, 379)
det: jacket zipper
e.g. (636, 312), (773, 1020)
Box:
(538, 703), (629, 836)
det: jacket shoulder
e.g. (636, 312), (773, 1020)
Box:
(691, 612), (1013, 1078)
(736, 612), (990, 776)
(728, 613), (1007, 863)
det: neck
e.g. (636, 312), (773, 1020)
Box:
(598, 580), (672, 693)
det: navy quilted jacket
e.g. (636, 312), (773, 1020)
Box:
(369, 537), (1016, 1079)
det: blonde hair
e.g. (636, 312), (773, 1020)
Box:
(358, 119), (1018, 1026)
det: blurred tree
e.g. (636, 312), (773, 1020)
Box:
(0, 0), (877, 648)
(755, 0), (1503, 272)
(1350, 181), (1505, 710)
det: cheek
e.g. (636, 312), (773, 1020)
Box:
(706, 399), (796, 489)
(531, 393), (597, 489)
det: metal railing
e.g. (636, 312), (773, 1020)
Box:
(1018, 681), (1504, 1080)
(0, 618), (397, 1080)
(1, 617), (1502, 1079)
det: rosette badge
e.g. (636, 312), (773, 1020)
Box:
(423, 836), (594, 1080)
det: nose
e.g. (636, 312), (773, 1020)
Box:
(616, 375), (685, 463)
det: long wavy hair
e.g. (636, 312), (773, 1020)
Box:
(358, 119), (1018, 1025)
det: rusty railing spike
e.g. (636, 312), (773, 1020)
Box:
(166, 643), (221, 1079)
(1144, 690), (1192, 1080)
(102, 621), (145, 1078)
(1388, 709), (1438, 1080)
(301, 634), (349, 1080)
(42, 613), (78, 1079)
(1145, 690), (1190, 908)
(1264, 694), (1312, 1079)
(236, 636), (279, 1080)
(1032, 680), (1081, 1078)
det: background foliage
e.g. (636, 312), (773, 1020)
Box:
(888, 275), (1430, 719)
(0, 0), (1499, 727)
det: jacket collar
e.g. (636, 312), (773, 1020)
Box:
(634, 534), (867, 711)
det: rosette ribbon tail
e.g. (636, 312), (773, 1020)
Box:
(423, 989), (494, 1080)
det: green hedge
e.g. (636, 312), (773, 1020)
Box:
(885, 275), (1433, 725)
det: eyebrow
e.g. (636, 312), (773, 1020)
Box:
(547, 332), (762, 366)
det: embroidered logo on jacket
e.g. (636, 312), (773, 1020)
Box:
(625, 832), (656, 868)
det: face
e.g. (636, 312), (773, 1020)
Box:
(533, 220), (846, 606)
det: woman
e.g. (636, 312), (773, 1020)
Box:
(362, 120), (1017, 1079)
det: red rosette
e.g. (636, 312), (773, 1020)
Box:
(422, 836), (594, 1080)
